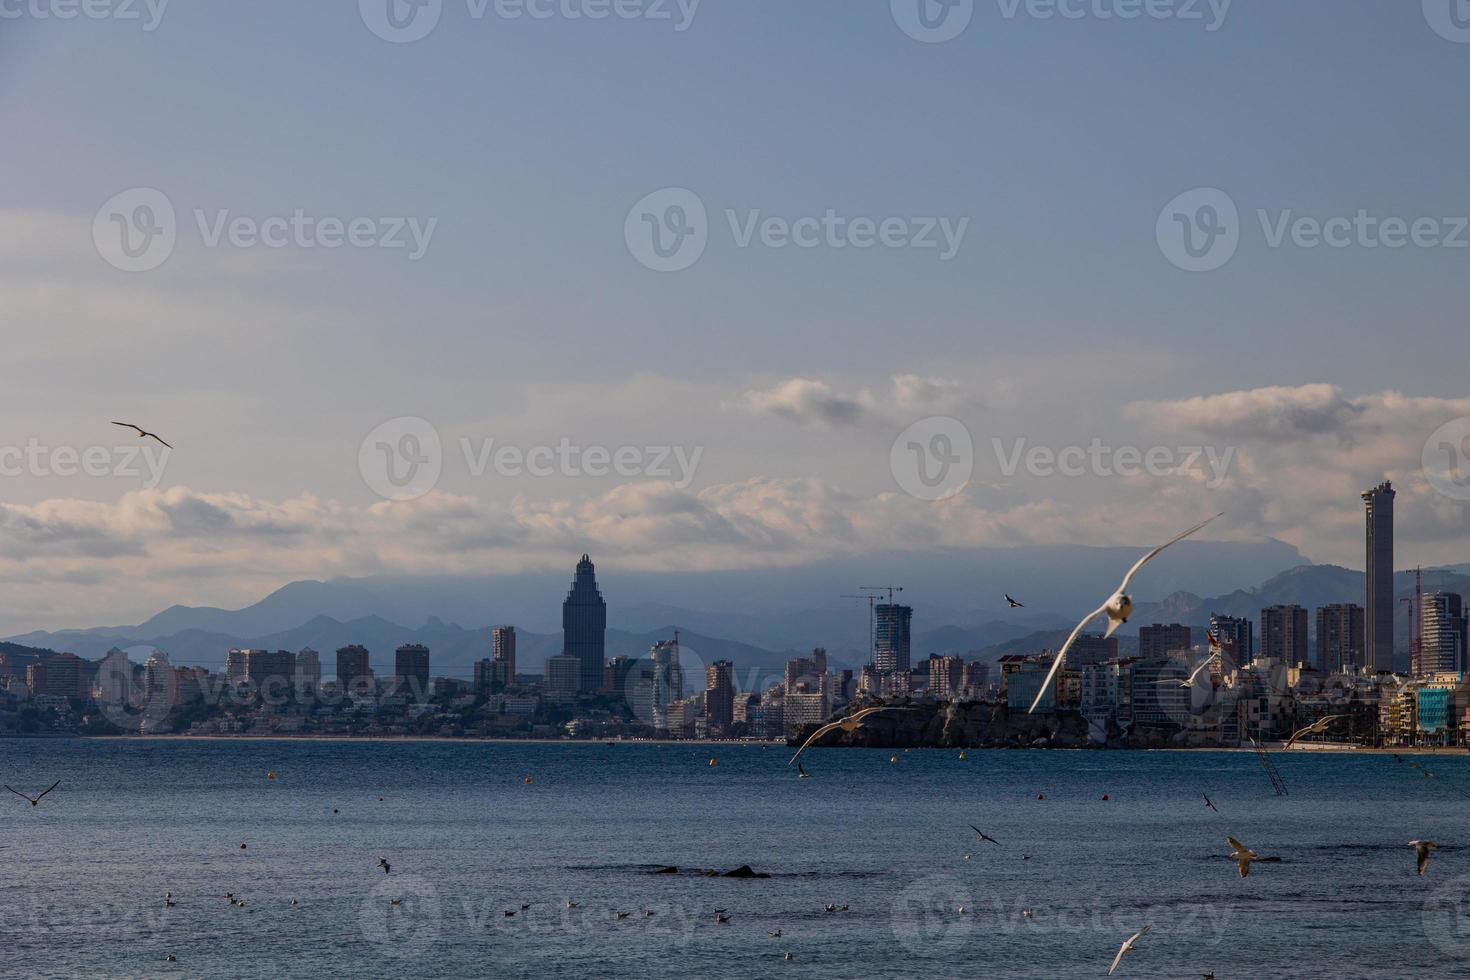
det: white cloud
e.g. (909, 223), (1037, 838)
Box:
(739, 374), (975, 429)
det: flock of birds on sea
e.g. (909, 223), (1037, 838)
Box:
(2, 435), (1461, 974)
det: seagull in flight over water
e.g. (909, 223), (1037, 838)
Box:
(1029, 514), (1222, 714)
(969, 825), (1001, 846)
(1283, 715), (1350, 749)
(111, 422), (172, 449)
(1203, 793), (1219, 813)
(377, 858), (390, 875)
(1108, 925), (1150, 976)
(1410, 840), (1438, 876)
(5, 782), (60, 807)
(1227, 837), (1265, 878)
(1005, 594), (1024, 608)
(787, 706), (916, 767)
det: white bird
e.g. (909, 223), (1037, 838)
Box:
(1227, 836), (1260, 878)
(1029, 514), (1222, 713)
(1169, 654), (1220, 689)
(1283, 714), (1350, 749)
(1108, 925), (1151, 977)
(111, 421), (172, 449)
(787, 707), (916, 766)
(1410, 840), (1439, 876)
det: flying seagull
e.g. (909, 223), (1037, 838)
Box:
(787, 706), (915, 766)
(111, 422), (172, 449)
(1169, 654), (1220, 689)
(377, 858), (391, 875)
(5, 781), (60, 807)
(1005, 594), (1024, 608)
(797, 762), (811, 780)
(1203, 793), (1219, 813)
(1410, 840), (1439, 876)
(1108, 925), (1151, 976)
(1283, 715), (1350, 750)
(1029, 514), (1223, 713)
(1227, 836), (1261, 878)
(969, 825), (1001, 846)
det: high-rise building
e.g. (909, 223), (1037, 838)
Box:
(225, 648), (250, 683)
(336, 645), (373, 691)
(1209, 614), (1254, 670)
(295, 648), (321, 692)
(1421, 593), (1469, 675)
(1261, 605), (1309, 665)
(492, 626), (517, 679)
(394, 644), (431, 695)
(1138, 624), (1193, 661)
(473, 658), (497, 694)
(563, 555), (607, 692)
(928, 655), (964, 699)
(650, 637), (684, 726)
(144, 649), (176, 707)
(703, 660), (735, 736)
(1070, 634), (1119, 666)
(27, 653), (84, 699)
(1362, 480), (1396, 672)
(1316, 604), (1365, 674)
(245, 649), (294, 693)
(874, 603), (913, 674)
(545, 654), (582, 694)
(784, 651), (826, 694)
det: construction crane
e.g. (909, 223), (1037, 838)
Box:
(860, 585), (905, 605)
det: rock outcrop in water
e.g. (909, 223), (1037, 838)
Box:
(788, 701), (1230, 750)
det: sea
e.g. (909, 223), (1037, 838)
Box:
(2, 739), (1468, 979)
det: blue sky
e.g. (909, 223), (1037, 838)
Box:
(2, 0), (1469, 629)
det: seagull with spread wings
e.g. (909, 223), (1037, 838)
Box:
(787, 706), (915, 767)
(1108, 925), (1150, 976)
(1283, 714), (1350, 749)
(111, 422), (172, 449)
(1005, 594), (1024, 608)
(6, 781), (60, 807)
(1203, 792), (1219, 813)
(969, 825), (1001, 846)
(1029, 514), (1223, 713)
(1227, 836), (1264, 878)
(1410, 840), (1438, 876)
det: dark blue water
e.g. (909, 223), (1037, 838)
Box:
(2, 740), (1469, 979)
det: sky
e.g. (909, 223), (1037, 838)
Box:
(2, 0), (1470, 632)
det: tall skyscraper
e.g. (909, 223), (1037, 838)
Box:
(1316, 604), (1365, 674)
(394, 644), (431, 695)
(1261, 605), (1309, 665)
(295, 648), (321, 692)
(336, 644), (372, 691)
(703, 660), (735, 736)
(225, 648), (250, 683)
(1209, 614), (1254, 670)
(1069, 634), (1119, 666)
(491, 626), (517, 680)
(245, 649), (294, 693)
(1421, 593), (1469, 675)
(1138, 624), (1193, 660)
(1362, 480), (1396, 673)
(874, 603), (913, 674)
(650, 636), (684, 724)
(562, 554), (607, 693)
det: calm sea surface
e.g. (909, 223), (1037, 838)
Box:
(3, 739), (1469, 979)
